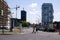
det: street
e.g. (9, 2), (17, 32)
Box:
(0, 27), (60, 40)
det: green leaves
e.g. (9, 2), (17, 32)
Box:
(21, 21), (30, 27)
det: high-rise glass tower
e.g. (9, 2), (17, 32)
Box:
(21, 9), (26, 21)
(42, 3), (54, 27)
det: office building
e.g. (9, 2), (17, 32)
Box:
(42, 3), (54, 27)
(21, 9), (26, 21)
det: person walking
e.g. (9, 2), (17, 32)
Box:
(32, 23), (36, 33)
(36, 24), (39, 33)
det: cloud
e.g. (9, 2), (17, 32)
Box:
(54, 12), (60, 21)
(29, 3), (38, 8)
(27, 15), (38, 24)
(28, 2), (40, 14)
(29, 10), (40, 14)
(27, 2), (41, 23)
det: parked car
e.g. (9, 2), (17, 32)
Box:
(0, 27), (8, 30)
(36, 26), (46, 31)
(35, 25), (55, 32)
(39, 27), (46, 31)
(46, 27), (55, 32)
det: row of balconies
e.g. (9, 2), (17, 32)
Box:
(0, 0), (11, 26)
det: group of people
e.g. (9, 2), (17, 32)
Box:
(32, 23), (39, 33)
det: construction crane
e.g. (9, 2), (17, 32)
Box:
(10, 5), (20, 18)
(15, 5), (20, 18)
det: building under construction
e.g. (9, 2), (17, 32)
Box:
(0, 0), (12, 28)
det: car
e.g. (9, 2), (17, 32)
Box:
(46, 27), (55, 32)
(39, 27), (46, 31)
(36, 26), (46, 31)
(0, 27), (8, 30)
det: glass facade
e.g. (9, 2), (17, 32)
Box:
(21, 10), (26, 21)
(42, 3), (54, 27)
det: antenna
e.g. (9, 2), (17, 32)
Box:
(23, 8), (24, 10)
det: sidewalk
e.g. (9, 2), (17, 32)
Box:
(20, 27), (33, 34)
(0, 29), (23, 35)
(0, 27), (60, 40)
(20, 27), (59, 35)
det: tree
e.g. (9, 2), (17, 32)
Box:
(21, 21), (30, 27)
(14, 21), (20, 26)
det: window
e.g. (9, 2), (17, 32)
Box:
(0, 10), (1, 15)
(0, 10), (3, 15)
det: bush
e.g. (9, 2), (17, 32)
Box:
(21, 21), (30, 27)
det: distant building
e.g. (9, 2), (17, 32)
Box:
(53, 21), (60, 31)
(42, 3), (54, 27)
(21, 9), (26, 21)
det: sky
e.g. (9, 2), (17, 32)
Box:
(5, 0), (60, 24)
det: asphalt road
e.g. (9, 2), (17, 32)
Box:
(0, 27), (60, 40)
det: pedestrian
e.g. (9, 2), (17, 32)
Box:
(32, 23), (36, 33)
(36, 24), (39, 33)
